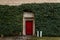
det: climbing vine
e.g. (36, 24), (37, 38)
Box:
(0, 3), (60, 36)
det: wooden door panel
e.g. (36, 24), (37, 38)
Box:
(26, 20), (33, 35)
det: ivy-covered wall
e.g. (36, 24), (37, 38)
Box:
(0, 3), (60, 36)
(0, 5), (23, 36)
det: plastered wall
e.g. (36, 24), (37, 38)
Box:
(0, 0), (60, 5)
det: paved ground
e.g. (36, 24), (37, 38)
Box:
(0, 36), (31, 40)
(0, 36), (60, 40)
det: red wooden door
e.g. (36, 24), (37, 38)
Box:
(26, 20), (33, 35)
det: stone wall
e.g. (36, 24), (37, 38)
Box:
(0, 0), (60, 5)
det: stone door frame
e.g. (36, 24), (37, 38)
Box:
(23, 12), (35, 36)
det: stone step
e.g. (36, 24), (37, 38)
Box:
(15, 36), (32, 40)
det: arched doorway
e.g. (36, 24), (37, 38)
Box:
(23, 12), (35, 36)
